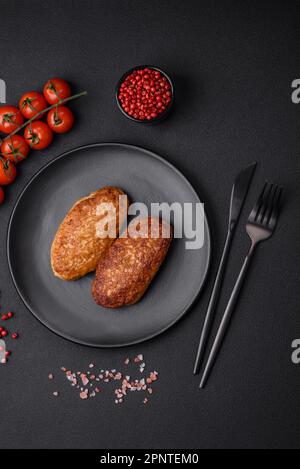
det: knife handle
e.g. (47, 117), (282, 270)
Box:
(193, 228), (234, 374)
(199, 244), (256, 388)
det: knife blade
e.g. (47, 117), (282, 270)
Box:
(193, 162), (257, 375)
(228, 162), (257, 228)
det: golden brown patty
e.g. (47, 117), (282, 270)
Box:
(51, 186), (128, 280)
(92, 217), (173, 308)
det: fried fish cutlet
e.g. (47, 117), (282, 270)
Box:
(51, 186), (128, 280)
(92, 217), (173, 308)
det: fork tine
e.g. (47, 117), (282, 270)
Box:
(263, 185), (279, 225)
(257, 183), (274, 223)
(248, 182), (268, 222)
(269, 187), (283, 229)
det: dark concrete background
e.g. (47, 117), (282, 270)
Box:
(0, 0), (299, 449)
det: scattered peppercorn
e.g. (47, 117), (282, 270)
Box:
(0, 298), (18, 364)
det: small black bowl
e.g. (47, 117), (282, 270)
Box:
(116, 65), (175, 124)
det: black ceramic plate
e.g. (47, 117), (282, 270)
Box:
(7, 143), (211, 347)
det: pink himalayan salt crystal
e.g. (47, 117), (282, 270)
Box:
(80, 374), (89, 386)
(80, 390), (88, 400)
(53, 357), (158, 405)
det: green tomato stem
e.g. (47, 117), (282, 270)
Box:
(1, 90), (87, 143)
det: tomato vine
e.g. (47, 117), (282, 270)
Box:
(0, 90), (87, 145)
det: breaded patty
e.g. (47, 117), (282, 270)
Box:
(51, 186), (128, 280)
(92, 217), (173, 308)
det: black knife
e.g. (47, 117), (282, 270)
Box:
(193, 162), (257, 375)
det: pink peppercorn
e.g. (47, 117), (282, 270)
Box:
(118, 67), (173, 122)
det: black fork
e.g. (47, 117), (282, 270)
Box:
(199, 182), (283, 388)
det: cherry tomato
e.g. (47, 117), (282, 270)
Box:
(0, 187), (4, 205)
(0, 105), (24, 134)
(43, 78), (71, 105)
(19, 91), (47, 119)
(24, 121), (53, 150)
(47, 106), (74, 134)
(1, 135), (30, 164)
(0, 158), (17, 185)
